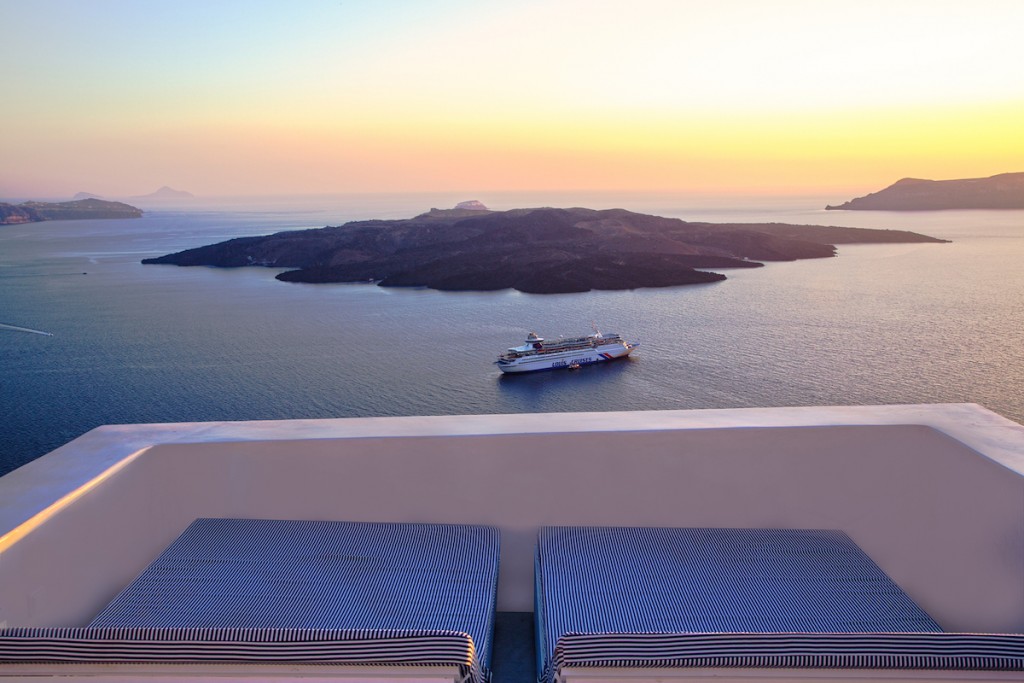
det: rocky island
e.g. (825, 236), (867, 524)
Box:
(143, 203), (947, 294)
(0, 198), (143, 224)
(827, 172), (1024, 210)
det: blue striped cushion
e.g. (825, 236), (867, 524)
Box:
(0, 626), (475, 662)
(0, 626), (485, 681)
(551, 632), (1024, 673)
(54, 518), (500, 682)
(535, 527), (967, 682)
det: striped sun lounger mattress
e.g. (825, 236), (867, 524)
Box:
(535, 526), (1024, 682)
(0, 518), (500, 683)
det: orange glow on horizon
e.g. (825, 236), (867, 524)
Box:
(2, 2), (1022, 198)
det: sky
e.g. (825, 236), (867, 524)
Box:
(2, 0), (1022, 198)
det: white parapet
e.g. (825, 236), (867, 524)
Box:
(1, 404), (1023, 633)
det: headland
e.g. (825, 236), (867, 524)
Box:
(827, 172), (1024, 210)
(0, 198), (143, 224)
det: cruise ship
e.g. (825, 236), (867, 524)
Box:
(495, 330), (638, 373)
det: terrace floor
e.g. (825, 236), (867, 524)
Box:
(492, 612), (535, 683)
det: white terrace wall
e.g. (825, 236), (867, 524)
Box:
(2, 421), (1024, 634)
(1, 418), (1022, 632)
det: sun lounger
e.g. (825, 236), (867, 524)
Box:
(535, 526), (1024, 683)
(1, 518), (500, 683)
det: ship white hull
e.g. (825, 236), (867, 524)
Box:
(496, 343), (636, 374)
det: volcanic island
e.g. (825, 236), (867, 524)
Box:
(142, 203), (947, 294)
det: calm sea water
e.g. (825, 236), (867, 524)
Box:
(2, 192), (1023, 475)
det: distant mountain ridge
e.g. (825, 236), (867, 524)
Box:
(70, 187), (195, 202)
(131, 186), (194, 200)
(0, 198), (143, 224)
(143, 204), (946, 294)
(827, 172), (1024, 210)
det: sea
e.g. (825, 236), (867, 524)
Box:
(2, 191), (1023, 476)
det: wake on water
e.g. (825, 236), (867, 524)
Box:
(0, 322), (53, 336)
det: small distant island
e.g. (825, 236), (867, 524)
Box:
(72, 186), (195, 202)
(131, 186), (194, 201)
(827, 172), (1024, 211)
(0, 198), (143, 225)
(143, 203), (946, 294)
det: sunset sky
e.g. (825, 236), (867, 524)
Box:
(3, 0), (1022, 198)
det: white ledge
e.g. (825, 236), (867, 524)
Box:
(3, 403), (1023, 540)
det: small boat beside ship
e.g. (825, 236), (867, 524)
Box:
(495, 329), (639, 373)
